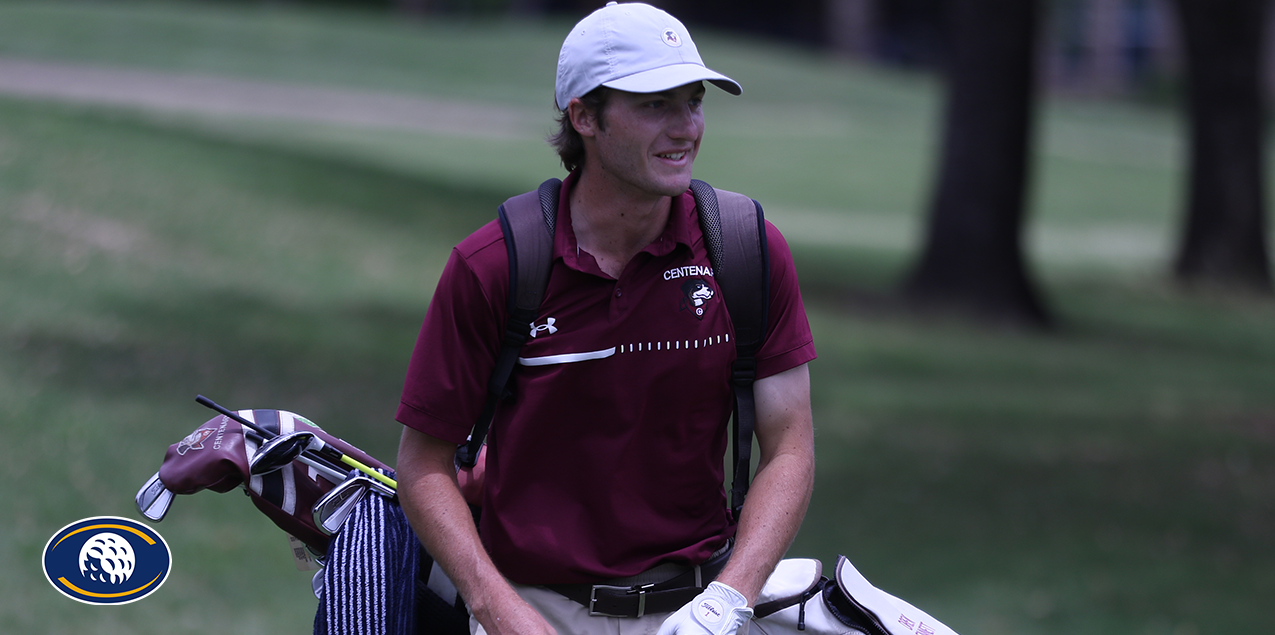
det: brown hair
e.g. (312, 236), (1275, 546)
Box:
(548, 87), (612, 172)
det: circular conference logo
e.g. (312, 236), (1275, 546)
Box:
(42, 516), (171, 605)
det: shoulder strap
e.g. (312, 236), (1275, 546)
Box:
(455, 178), (561, 468)
(689, 179), (769, 522)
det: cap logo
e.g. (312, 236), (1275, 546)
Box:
(662, 29), (682, 47)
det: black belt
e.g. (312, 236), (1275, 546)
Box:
(546, 545), (732, 618)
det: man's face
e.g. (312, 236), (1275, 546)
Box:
(587, 81), (706, 200)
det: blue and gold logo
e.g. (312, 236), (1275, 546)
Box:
(42, 516), (171, 605)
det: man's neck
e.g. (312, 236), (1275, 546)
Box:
(569, 169), (675, 278)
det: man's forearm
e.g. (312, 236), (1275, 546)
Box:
(714, 364), (816, 605)
(714, 447), (815, 604)
(396, 428), (553, 634)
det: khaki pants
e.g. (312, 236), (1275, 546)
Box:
(470, 582), (672, 635)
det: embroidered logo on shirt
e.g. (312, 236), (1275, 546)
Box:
(680, 279), (716, 320)
(664, 265), (714, 280)
(530, 317), (558, 338)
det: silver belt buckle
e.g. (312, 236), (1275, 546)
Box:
(588, 584), (634, 618)
(589, 583), (658, 618)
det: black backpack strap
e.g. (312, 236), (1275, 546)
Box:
(456, 178), (561, 468)
(689, 179), (769, 522)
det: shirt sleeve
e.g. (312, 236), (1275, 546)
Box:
(396, 223), (509, 444)
(754, 220), (817, 379)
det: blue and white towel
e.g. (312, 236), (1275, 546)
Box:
(314, 491), (467, 635)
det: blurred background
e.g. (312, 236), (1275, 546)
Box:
(2, 0), (1273, 633)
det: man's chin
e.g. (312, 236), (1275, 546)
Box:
(659, 174), (695, 196)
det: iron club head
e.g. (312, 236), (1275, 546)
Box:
(313, 474), (374, 535)
(136, 471), (175, 522)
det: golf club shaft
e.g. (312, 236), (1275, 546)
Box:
(196, 394), (351, 477)
(297, 455), (348, 484)
(196, 394), (275, 438)
(336, 454), (397, 489)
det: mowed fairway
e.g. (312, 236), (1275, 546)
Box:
(1, 2), (1273, 634)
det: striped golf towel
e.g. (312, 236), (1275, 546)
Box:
(313, 489), (468, 635)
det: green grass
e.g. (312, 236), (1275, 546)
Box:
(1, 2), (1273, 634)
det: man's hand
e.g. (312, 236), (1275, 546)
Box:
(469, 590), (557, 635)
(657, 582), (753, 635)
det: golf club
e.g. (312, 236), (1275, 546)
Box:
(250, 431), (317, 476)
(197, 394), (397, 490)
(249, 431), (375, 487)
(136, 471), (174, 521)
(312, 473), (394, 535)
(250, 430), (398, 490)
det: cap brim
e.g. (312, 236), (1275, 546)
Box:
(603, 63), (741, 96)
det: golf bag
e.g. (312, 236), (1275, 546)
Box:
(136, 405), (469, 635)
(136, 408), (392, 556)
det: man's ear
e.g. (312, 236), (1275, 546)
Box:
(567, 97), (599, 138)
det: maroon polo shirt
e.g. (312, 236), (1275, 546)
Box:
(397, 172), (816, 585)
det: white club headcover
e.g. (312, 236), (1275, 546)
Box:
(658, 581), (754, 635)
(750, 556), (962, 635)
(834, 556), (960, 635)
(755, 558), (822, 611)
(751, 559), (859, 635)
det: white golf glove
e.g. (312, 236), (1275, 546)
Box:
(657, 582), (753, 635)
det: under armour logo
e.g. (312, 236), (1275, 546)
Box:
(530, 317), (558, 338)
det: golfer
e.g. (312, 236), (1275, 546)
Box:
(396, 3), (816, 634)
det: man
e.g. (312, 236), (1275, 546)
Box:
(395, 3), (816, 635)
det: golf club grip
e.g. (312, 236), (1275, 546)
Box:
(195, 394), (274, 439)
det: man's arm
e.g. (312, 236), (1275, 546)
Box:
(713, 362), (816, 604)
(396, 427), (557, 635)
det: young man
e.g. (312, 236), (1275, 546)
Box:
(395, 3), (816, 634)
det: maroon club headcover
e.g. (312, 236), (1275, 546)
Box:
(149, 409), (390, 556)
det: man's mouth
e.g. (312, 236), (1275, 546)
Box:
(656, 152), (687, 161)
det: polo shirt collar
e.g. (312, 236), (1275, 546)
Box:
(554, 171), (699, 275)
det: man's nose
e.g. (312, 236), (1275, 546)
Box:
(667, 104), (701, 139)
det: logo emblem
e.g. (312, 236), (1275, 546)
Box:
(42, 516), (171, 605)
(530, 317), (558, 338)
(176, 428), (214, 455)
(662, 29), (682, 47)
(696, 598), (725, 623)
(679, 279), (716, 320)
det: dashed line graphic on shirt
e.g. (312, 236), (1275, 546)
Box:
(616, 333), (730, 354)
(516, 333), (730, 366)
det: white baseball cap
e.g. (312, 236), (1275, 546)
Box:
(555, 2), (742, 110)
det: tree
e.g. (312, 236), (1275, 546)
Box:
(1172, 0), (1272, 292)
(902, 0), (1050, 326)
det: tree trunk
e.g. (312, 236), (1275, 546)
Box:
(1172, 0), (1272, 292)
(902, 0), (1049, 326)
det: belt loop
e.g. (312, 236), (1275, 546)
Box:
(628, 583), (655, 618)
(694, 564), (702, 589)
